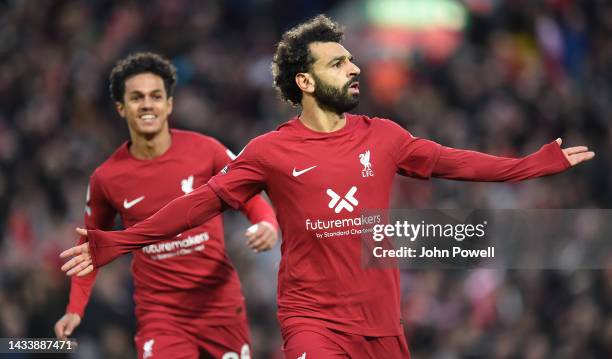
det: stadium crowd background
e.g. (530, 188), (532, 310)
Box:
(0, 0), (611, 358)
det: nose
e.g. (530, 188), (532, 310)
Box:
(141, 96), (154, 109)
(349, 61), (360, 77)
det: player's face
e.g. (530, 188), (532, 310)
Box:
(308, 42), (360, 114)
(116, 72), (173, 137)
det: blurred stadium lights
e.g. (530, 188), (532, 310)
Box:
(363, 0), (467, 62)
(366, 0), (468, 31)
(335, 0), (471, 105)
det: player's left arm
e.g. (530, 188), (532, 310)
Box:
(431, 138), (595, 181)
(388, 116), (594, 181)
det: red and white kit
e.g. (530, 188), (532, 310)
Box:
(67, 129), (277, 359)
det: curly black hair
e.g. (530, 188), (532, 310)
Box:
(109, 52), (177, 103)
(271, 15), (344, 107)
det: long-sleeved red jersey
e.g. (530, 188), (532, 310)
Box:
(67, 129), (277, 325)
(84, 115), (570, 336)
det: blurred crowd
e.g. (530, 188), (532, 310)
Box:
(0, 0), (610, 358)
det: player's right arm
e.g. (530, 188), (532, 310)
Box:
(60, 140), (268, 276)
(54, 173), (117, 339)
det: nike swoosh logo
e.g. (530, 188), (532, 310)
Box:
(292, 165), (317, 177)
(123, 196), (145, 209)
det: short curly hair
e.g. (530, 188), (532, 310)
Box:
(271, 15), (344, 106)
(109, 52), (177, 103)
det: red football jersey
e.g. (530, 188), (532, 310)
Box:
(209, 114), (569, 336)
(67, 129), (276, 324)
(85, 114), (569, 337)
(210, 115), (442, 336)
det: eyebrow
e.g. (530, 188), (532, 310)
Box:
(327, 55), (353, 66)
(128, 89), (163, 96)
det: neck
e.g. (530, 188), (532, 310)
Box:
(128, 128), (172, 160)
(298, 96), (346, 132)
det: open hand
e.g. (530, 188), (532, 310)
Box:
(557, 138), (595, 166)
(60, 228), (94, 277)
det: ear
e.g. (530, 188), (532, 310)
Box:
(167, 97), (173, 116)
(115, 101), (125, 118)
(295, 72), (315, 94)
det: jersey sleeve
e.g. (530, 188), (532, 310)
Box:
(207, 138), (278, 228)
(66, 172), (116, 317)
(431, 141), (571, 181)
(208, 139), (267, 209)
(239, 195), (279, 230)
(87, 183), (227, 268)
(208, 137), (238, 174)
(384, 119), (442, 179)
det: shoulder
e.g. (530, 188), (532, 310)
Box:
(364, 115), (404, 131)
(93, 143), (130, 183)
(241, 128), (285, 152)
(171, 129), (224, 148)
(347, 114), (409, 135)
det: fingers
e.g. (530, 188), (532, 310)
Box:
(75, 227), (88, 236)
(61, 253), (87, 272)
(562, 146), (589, 155)
(66, 259), (93, 276)
(54, 319), (66, 339)
(248, 234), (275, 252)
(55, 314), (81, 339)
(568, 151), (596, 166)
(59, 247), (79, 259)
(246, 230), (268, 251)
(244, 224), (259, 240)
(246, 222), (278, 252)
(76, 264), (94, 277)
(60, 243), (87, 259)
(245, 224), (263, 247)
(558, 141), (596, 167)
(249, 239), (273, 252)
(246, 231), (263, 251)
(63, 316), (80, 336)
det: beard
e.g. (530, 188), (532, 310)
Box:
(311, 73), (359, 115)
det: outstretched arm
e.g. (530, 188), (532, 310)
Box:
(61, 137), (269, 277)
(61, 183), (227, 276)
(432, 139), (594, 181)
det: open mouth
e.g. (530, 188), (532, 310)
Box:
(139, 114), (157, 122)
(349, 82), (360, 93)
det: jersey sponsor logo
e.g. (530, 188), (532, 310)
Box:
(181, 175), (194, 194)
(143, 339), (154, 358)
(123, 195), (145, 209)
(327, 186), (359, 213)
(142, 232), (209, 260)
(292, 165), (317, 177)
(359, 150), (374, 177)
